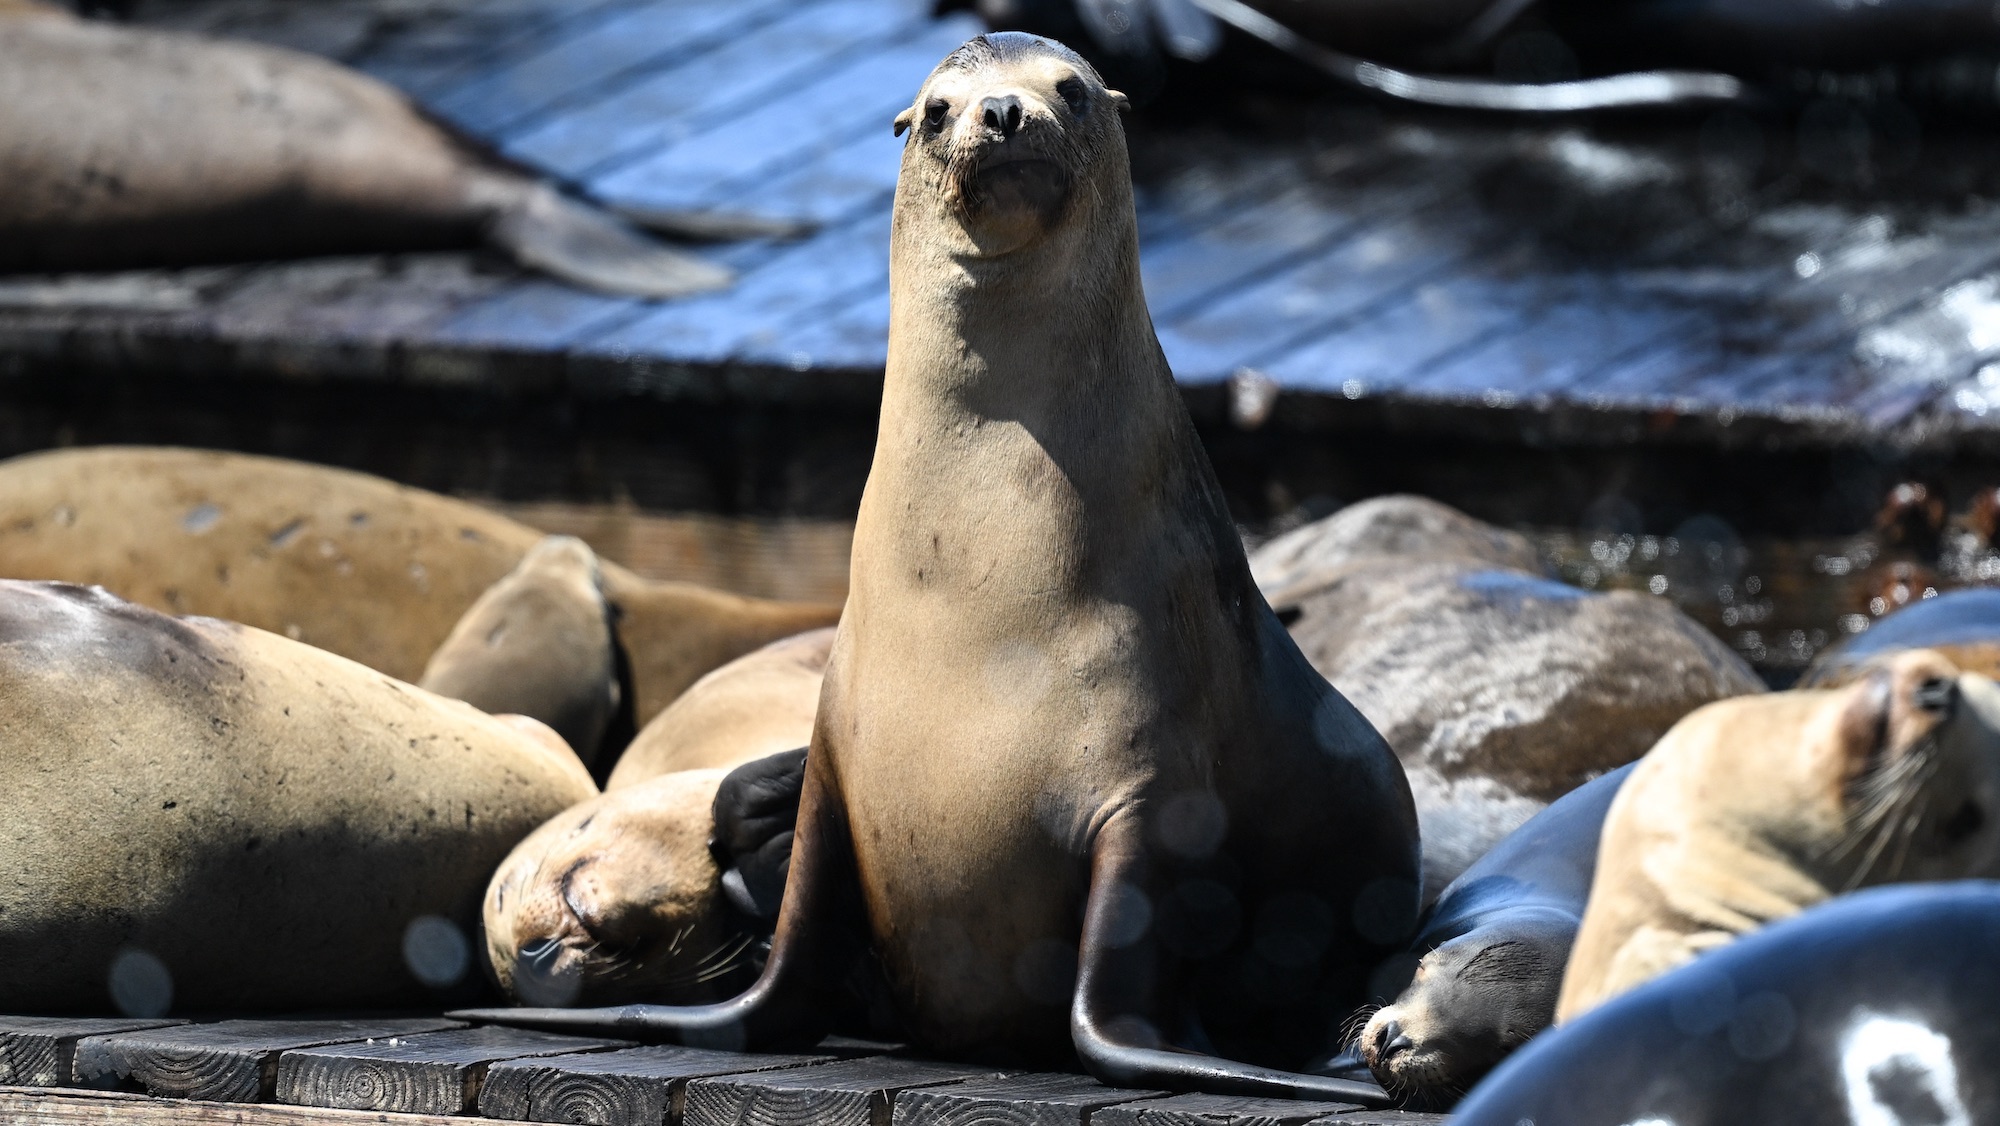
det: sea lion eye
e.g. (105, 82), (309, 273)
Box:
(923, 98), (950, 131)
(1055, 76), (1088, 114)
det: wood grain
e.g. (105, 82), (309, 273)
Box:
(480, 1045), (840, 1126)
(0, 1084), (466, 1125)
(682, 1056), (1003, 1126)
(274, 1026), (631, 1116)
(891, 1073), (1166, 1126)
(1090, 1092), (1365, 1126)
(0, 1019), (185, 1088)
(71, 1019), (462, 1104)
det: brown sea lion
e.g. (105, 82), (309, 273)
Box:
(1253, 497), (1763, 896)
(606, 627), (832, 789)
(458, 33), (1418, 1104)
(1803, 587), (2000, 688)
(0, 447), (842, 726)
(420, 536), (621, 766)
(0, 9), (729, 296)
(0, 579), (596, 1013)
(1556, 649), (2000, 1022)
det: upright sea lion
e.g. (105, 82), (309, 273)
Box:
(458, 33), (1418, 1104)
(1802, 587), (2000, 688)
(0, 580), (596, 1013)
(1359, 764), (1630, 1107)
(1253, 497), (1761, 895)
(1453, 881), (2000, 1126)
(1557, 650), (2000, 1022)
(0, 9), (729, 296)
(0, 447), (842, 725)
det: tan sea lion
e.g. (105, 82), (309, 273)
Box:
(421, 536), (621, 766)
(1802, 587), (2000, 688)
(0, 9), (729, 296)
(606, 627), (832, 789)
(459, 33), (1418, 1104)
(0, 447), (842, 725)
(1556, 649), (2000, 1022)
(0, 579), (596, 1013)
(1253, 496), (1763, 896)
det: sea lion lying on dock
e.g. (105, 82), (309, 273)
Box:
(458, 33), (1418, 1104)
(0, 580), (596, 1013)
(0, 447), (842, 733)
(0, 7), (728, 296)
(1557, 649), (2000, 1022)
(1802, 587), (2000, 688)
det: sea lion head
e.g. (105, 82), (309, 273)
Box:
(1359, 908), (1576, 1106)
(893, 32), (1129, 256)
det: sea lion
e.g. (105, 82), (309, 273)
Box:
(1803, 587), (2000, 688)
(0, 447), (842, 725)
(1452, 881), (2000, 1126)
(420, 535), (621, 767)
(0, 579), (596, 1013)
(456, 33), (1418, 1104)
(606, 628), (833, 789)
(0, 9), (729, 296)
(1253, 497), (1762, 896)
(1557, 649), (2000, 1022)
(1358, 763), (1631, 1107)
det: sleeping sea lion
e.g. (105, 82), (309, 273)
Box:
(1359, 763), (1631, 1107)
(1557, 649), (2000, 1022)
(420, 535), (621, 767)
(1802, 587), (2000, 688)
(457, 33), (1418, 1104)
(606, 627), (832, 789)
(0, 9), (729, 296)
(1254, 496), (1762, 896)
(1452, 881), (2000, 1126)
(0, 447), (842, 726)
(0, 579), (596, 1013)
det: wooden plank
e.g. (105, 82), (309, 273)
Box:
(479, 1045), (842, 1126)
(891, 1073), (1166, 1126)
(0, 1019), (185, 1089)
(274, 1026), (632, 1116)
(682, 1056), (1003, 1126)
(1304, 1112), (1447, 1125)
(72, 1019), (462, 1104)
(355, 0), (644, 100)
(427, 282), (647, 352)
(0, 1085), (467, 1126)
(1091, 1092), (1364, 1126)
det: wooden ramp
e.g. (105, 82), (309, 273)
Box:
(7, 0), (2000, 449)
(0, 1015), (1445, 1125)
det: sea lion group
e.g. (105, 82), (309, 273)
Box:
(3, 26), (1998, 1121)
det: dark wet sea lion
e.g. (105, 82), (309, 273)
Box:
(0, 580), (596, 1013)
(606, 628), (831, 790)
(1454, 881), (2000, 1126)
(0, 9), (728, 296)
(458, 33), (1418, 1104)
(421, 536), (621, 765)
(1803, 587), (2000, 688)
(1255, 497), (1761, 897)
(0, 447), (843, 725)
(1558, 650), (2000, 1022)
(1360, 764), (1630, 1106)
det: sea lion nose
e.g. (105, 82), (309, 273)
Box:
(981, 94), (1024, 138)
(1375, 1020), (1414, 1062)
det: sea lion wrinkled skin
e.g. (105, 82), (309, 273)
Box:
(0, 579), (596, 1013)
(1452, 881), (2000, 1126)
(1360, 764), (1631, 1106)
(1802, 587), (2000, 688)
(421, 536), (621, 766)
(1557, 650), (2000, 1022)
(0, 447), (842, 726)
(607, 628), (833, 789)
(0, 10), (727, 296)
(458, 33), (1418, 1104)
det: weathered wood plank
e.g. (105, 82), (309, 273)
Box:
(0, 1085), (468, 1126)
(0, 1020), (186, 1089)
(355, 0), (644, 99)
(1091, 1092), (1364, 1126)
(682, 1056), (1003, 1126)
(480, 1045), (842, 1126)
(72, 1019), (462, 1104)
(1304, 1112), (1447, 1125)
(274, 1026), (631, 1116)
(428, 282), (648, 352)
(891, 1073), (1165, 1126)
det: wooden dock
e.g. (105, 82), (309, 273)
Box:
(0, 1016), (1445, 1126)
(8, 0), (2000, 454)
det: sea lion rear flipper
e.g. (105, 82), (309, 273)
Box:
(608, 203), (819, 243)
(1070, 815), (1396, 1107)
(489, 184), (735, 300)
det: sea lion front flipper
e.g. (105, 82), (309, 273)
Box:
(451, 752), (859, 1048)
(487, 183), (735, 300)
(1070, 815), (1396, 1107)
(712, 748), (807, 921)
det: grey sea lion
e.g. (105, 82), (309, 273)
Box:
(1254, 496), (1762, 896)
(0, 447), (843, 725)
(0, 9), (731, 297)
(0, 579), (596, 1013)
(1557, 649), (2000, 1022)
(456, 32), (1417, 1104)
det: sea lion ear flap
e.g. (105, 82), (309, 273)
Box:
(893, 106), (915, 137)
(1106, 89), (1131, 113)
